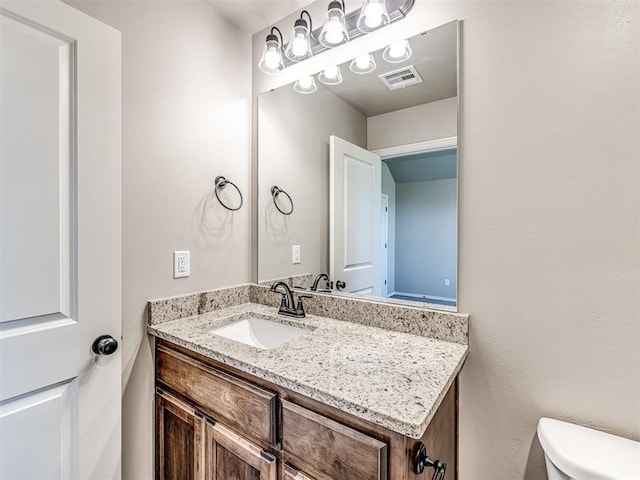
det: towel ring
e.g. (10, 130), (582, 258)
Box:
(271, 186), (294, 215)
(215, 176), (243, 211)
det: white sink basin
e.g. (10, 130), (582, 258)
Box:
(209, 316), (311, 349)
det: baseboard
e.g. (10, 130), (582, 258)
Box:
(393, 291), (456, 303)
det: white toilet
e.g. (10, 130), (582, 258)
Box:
(537, 417), (640, 480)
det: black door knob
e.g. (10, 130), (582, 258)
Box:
(335, 280), (346, 290)
(92, 335), (119, 356)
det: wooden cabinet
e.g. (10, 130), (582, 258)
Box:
(156, 389), (277, 480)
(156, 391), (204, 480)
(281, 400), (387, 480)
(156, 345), (277, 444)
(205, 421), (276, 480)
(156, 340), (458, 480)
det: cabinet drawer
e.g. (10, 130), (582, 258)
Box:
(156, 345), (276, 444)
(281, 400), (387, 480)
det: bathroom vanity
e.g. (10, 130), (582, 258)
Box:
(149, 285), (468, 480)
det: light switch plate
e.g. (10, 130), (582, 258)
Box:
(292, 245), (301, 264)
(444, 278), (450, 286)
(173, 251), (190, 278)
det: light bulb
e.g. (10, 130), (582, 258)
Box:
(258, 34), (284, 74)
(292, 35), (308, 57)
(363, 2), (384, 28)
(318, 65), (343, 85)
(298, 75), (313, 88)
(324, 18), (344, 45)
(388, 41), (406, 59)
(264, 48), (281, 69)
(324, 65), (339, 79)
(355, 54), (371, 69)
(293, 75), (317, 94)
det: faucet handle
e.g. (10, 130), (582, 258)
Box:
(269, 285), (290, 308)
(295, 294), (313, 314)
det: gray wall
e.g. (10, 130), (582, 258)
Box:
(257, 85), (367, 282)
(62, 2), (252, 479)
(381, 163), (396, 294)
(253, 2), (640, 479)
(395, 179), (457, 299)
(368, 97), (457, 150)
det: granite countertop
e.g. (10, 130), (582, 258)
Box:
(148, 301), (468, 439)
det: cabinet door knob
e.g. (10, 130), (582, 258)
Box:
(92, 335), (119, 356)
(413, 442), (446, 479)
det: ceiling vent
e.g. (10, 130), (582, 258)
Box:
(378, 65), (423, 91)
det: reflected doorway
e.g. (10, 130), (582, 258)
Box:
(379, 144), (458, 308)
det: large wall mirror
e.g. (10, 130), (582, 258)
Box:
(258, 20), (459, 311)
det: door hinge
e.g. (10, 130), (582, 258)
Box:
(384, 280), (387, 285)
(261, 451), (277, 462)
(385, 243), (387, 248)
(385, 206), (388, 212)
(195, 410), (216, 424)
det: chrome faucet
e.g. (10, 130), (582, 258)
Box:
(270, 282), (311, 318)
(311, 273), (331, 292)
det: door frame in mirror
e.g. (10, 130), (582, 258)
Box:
(372, 135), (458, 312)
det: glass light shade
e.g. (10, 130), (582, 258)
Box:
(293, 75), (317, 94)
(284, 19), (312, 62)
(258, 36), (284, 74)
(356, 0), (390, 33)
(382, 39), (412, 63)
(319, 3), (349, 48)
(318, 65), (343, 85)
(350, 53), (376, 74)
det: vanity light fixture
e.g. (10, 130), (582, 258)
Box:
(356, 0), (390, 33)
(258, 27), (285, 74)
(383, 39), (412, 63)
(319, 0), (349, 47)
(284, 11), (313, 62)
(293, 75), (318, 94)
(318, 65), (344, 85)
(350, 53), (376, 74)
(258, 0), (414, 74)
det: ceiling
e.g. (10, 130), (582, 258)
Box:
(203, 0), (312, 34)
(325, 20), (458, 117)
(384, 148), (458, 184)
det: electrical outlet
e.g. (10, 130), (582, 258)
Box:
(173, 251), (190, 278)
(444, 278), (450, 286)
(292, 245), (301, 264)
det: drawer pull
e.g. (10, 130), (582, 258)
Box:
(413, 442), (446, 479)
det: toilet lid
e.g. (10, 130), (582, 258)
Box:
(537, 418), (640, 480)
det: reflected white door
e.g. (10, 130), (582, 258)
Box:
(329, 136), (381, 296)
(381, 194), (388, 297)
(0, 1), (121, 479)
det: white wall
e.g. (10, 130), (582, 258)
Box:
(258, 84), (366, 282)
(253, 2), (640, 479)
(367, 97), (458, 150)
(62, 2), (251, 479)
(395, 179), (457, 299)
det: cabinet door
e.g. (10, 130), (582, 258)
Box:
(156, 391), (205, 480)
(205, 420), (277, 480)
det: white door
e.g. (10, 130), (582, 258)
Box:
(380, 195), (388, 297)
(329, 136), (381, 296)
(0, 1), (121, 479)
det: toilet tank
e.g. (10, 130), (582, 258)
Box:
(537, 418), (640, 480)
